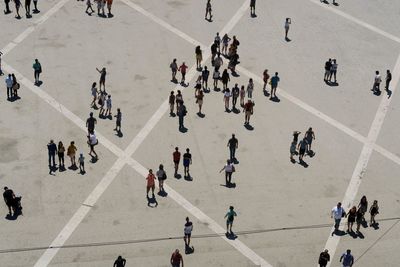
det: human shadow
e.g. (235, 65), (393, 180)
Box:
(225, 232), (237, 240)
(325, 80), (339, 86)
(107, 13), (114, 18)
(348, 230), (358, 239)
(321, 0), (329, 4)
(263, 90), (270, 97)
(180, 82), (189, 87)
(171, 79), (178, 84)
(371, 222), (380, 230)
(115, 131), (123, 138)
(270, 96), (281, 102)
(147, 195), (158, 208)
(220, 182), (236, 188)
(184, 175), (193, 181)
(197, 112), (205, 118)
(231, 71), (240, 77)
(332, 229), (346, 236)
(35, 80), (43, 87)
(185, 245), (195, 255)
(285, 37), (292, 42)
(157, 190), (168, 197)
(232, 158), (239, 164)
(79, 169), (86, 175)
(174, 173), (182, 179)
(232, 107), (240, 114)
(357, 231), (365, 239)
(68, 164), (78, 171)
(333, 2), (339, 6)
(299, 159), (309, 168)
(244, 123), (254, 131)
(373, 90), (382, 96)
(251, 13), (257, 18)
(179, 126), (188, 133)
(90, 155), (98, 163)
(386, 89), (392, 98)
(8, 95), (21, 102)
(5, 210), (22, 221)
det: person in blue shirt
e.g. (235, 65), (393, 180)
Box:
(340, 249), (354, 267)
(270, 72), (280, 100)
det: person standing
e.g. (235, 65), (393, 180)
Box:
(47, 140), (57, 168)
(170, 249), (184, 267)
(227, 134), (238, 161)
(213, 68), (220, 90)
(355, 208), (363, 233)
(318, 249), (330, 267)
(114, 108), (122, 133)
(214, 52), (223, 71)
(214, 32), (221, 52)
(239, 85), (245, 106)
(11, 73), (19, 99)
(221, 69), (230, 91)
(346, 206), (356, 232)
(146, 169), (156, 198)
(106, 0), (113, 16)
(183, 148), (192, 178)
(170, 59), (178, 82)
(67, 141), (77, 168)
(87, 132), (98, 159)
(195, 46), (202, 70)
(331, 202), (345, 234)
(175, 90), (183, 113)
(223, 88), (231, 112)
(250, 0), (256, 17)
(246, 78), (254, 98)
(178, 62), (188, 85)
(201, 66), (209, 90)
(90, 82), (98, 108)
(173, 147), (181, 177)
(324, 59), (332, 81)
(358, 195), (368, 222)
(305, 127), (315, 151)
(3, 187), (15, 216)
(340, 249), (354, 267)
(14, 0), (21, 19)
(177, 101), (187, 130)
(78, 153), (85, 173)
(169, 91), (176, 116)
(113, 256), (126, 267)
(24, 0), (31, 17)
(33, 59), (42, 85)
(96, 67), (106, 91)
(232, 83), (239, 109)
(4, 0), (12, 14)
(263, 69), (270, 92)
(385, 69), (392, 92)
(243, 100), (254, 125)
(86, 112), (97, 134)
(5, 74), (13, 99)
(284, 18), (291, 40)
(156, 164), (167, 194)
(297, 137), (308, 162)
(32, 0), (39, 13)
(369, 200), (379, 226)
(220, 159), (235, 186)
(195, 89), (204, 115)
(372, 70), (382, 93)
(105, 94), (112, 117)
(184, 217), (193, 248)
(205, 0), (212, 21)
(57, 141), (65, 170)
(270, 72), (280, 99)
(224, 206), (237, 235)
(0, 51), (3, 75)
(329, 59), (338, 83)
(221, 34), (231, 56)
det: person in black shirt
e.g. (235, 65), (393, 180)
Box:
(324, 59), (332, 81)
(3, 187), (15, 216)
(86, 112), (97, 134)
(385, 69), (392, 92)
(202, 66), (209, 91)
(114, 108), (122, 134)
(47, 140), (57, 168)
(318, 249), (330, 267)
(183, 148), (192, 178)
(211, 42), (218, 66)
(113, 256), (126, 267)
(96, 67), (106, 91)
(227, 134), (238, 161)
(232, 84), (239, 109)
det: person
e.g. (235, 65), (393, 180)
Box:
(195, 89), (204, 114)
(113, 256), (126, 267)
(220, 159), (235, 186)
(214, 52), (223, 71)
(24, 0), (31, 17)
(290, 141), (297, 162)
(205, 0), (212, 21)
(32, 0), (39, 13)
(201, 66), (209, 90)
(227, 134), (238, 161)
(67, 141), (77, 168)
(285, 18), (291, 40)
(96, 67), (106, 91)
(297, 137), (308, 162)
(240, 85), (245, 106)
(263, 69), (270, 92)
(184, 217), (193, 248)
(173, 147), (181, 177)
(372, 70), (382, 93)
(224, 206), (237, 235)
(331, 202), (345, 234)
(0, 51), (3, 75)
(4, 0), (12, 14)
(146, 169), (156, 198)
(114, 108), (122, 133)
(355, 208), (363, 233)
(156, 164), (167, 194)
(78, 153), (85, 173)
(178, 62), (188, 85)
(14, 0), (21, 19)
(329, 59), (338, 83)
(86, 112), (97, 134)
(183, 148), (192, 178)
(305, 127), (315, 151)
(221, 34), (231, 56)
(369, 200), (379, 226)
(195, 46), (202, 70)
(340, 249), (354, 267)
(211, 41), (218, 65)
(11, 73), (19, 98)
(175, 90), (183, 113)
(194, 75), (202, 91)
(214, 32), (221, 52)
(358, 195), (368, 222)
(221, 69), (230, 91)
(5, 74), (13, 99)
(385, 69), (392, 92)
(86, 0), (94, 15)
(47, 140), (57, 168)
(105, 94), (112, 117)
(318, 249), (330, 267)
(170, 249), (184, 267)
(3, 187), (15, 216)
(346, 206), (356, 232)
(243, 100), (254, 125)
(246, 78), (254, 98)
(324, 59), (332, 82)
(177, 101), (187, 130)
(33, 59), (42, 85)
(87, 132), (98, 159)
(223, 88), (231, 111)
(213, 68), (220, 90)
(106, 0), (113, 16)
(170, 59), (178, 82)
(169, 91), (175, 115)
(90, 82), (98, 108)
(250, 0), (256, 17)
(57, 141), (65, 170)
(231, 83), (239, 109)
(270, 72), (280, 99)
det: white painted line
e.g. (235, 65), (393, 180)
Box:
(322, 53), (400, 266)
(309, 0), (400, 44)
(1, 0), (71, 56)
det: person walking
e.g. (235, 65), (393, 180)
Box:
(263, 69), (270, 92)
(156, 164), (167, 194)
(239, 85), (245, 106)
(213, 68), (220, 90)
(170, 59), (178, 82)
(67, 141), (77, 168)
(86, 0), (94, 15)
(246, 78), (254, 98)
(331, 202), (345, 234)
(113, 256), (126, 267)
(24, 0), (31, 17)
(355, 208), (363, 233)
(57, 141), (65, 170)
(220, 159), (235, 186)
(224, 206), (237, 235)
(146, 169), (156, 198)
(33, 59), (42, 85)
(183, 148), (192, 178)
(227, 134), (238, 161)
(11, 73), (19, 99)
(346, 206), (356, 232)
(214, 32), (221, 52)
(305, 127), (315, 151)
(284, 18), (291, 40)
(318, 249), (330, 267)
(184, 217), (193, 249)
(98, 90), (106, 117)
(170, 249), (184, 267)
(177, 101), (187, 130)
(385, 69), (392, 92)
(297, 137), (308, 162)
(14, 0), (21, 19)
(270, 72), (280, 99)
(221, 34), (231, 56)
(205, 0), (212, 21)
(114, 108), (122, 134)
(169, 91), (176, 116)
(96, 67), (106, 91)
(195, 46), (202, 70)
(223, 88), (231, 112)
(5, 74), (13, 99)
(231, 83), (239, 109)
(47, 140), (57, 168)
(211, 41), (218, 65)
(4, 0), (12, 14)
(178, 62), (188, 85)
(90, 82), (98, 108)
(369, 200), (379, 226)
(340, 249), (354, 267)
(201, 66), (209, 90)
(324, 58), (332, 82)
(3, 187), (15, 216)
(86, 112), (97, 134)
(105, 94), (112, 117)
(87, 132), (98, 159)
(173, 147), (181, 177)
(221, 69), (230, 91)
(372, 70), (382, 93)
(250, 0), (256, 17)
(243, 100), (254, 125)
(78, 153), (85, 173)
(195, 89), (204, 115)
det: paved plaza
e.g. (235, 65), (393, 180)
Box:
(1, 0), (400, 266)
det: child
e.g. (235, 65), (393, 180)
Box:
(79, 153), (85, 173)
(86, 0), (94, 15)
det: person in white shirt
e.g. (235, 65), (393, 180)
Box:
(224, 88), (231, 111)
(220, 160), (235, 186)
(87, 132), (98, 159)
(184, 217), (193, 248)
(373, 70), (382, 93)
(331, 202), (345, 234)
(285, 18), (291, 40)
(5, 74), (13, 99)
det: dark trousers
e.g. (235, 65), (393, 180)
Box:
(229, 147), (236, 160)
(48, 153), (56, 167)
(7, 86), (12, 98)
(5, 0), (11, 12)
(34, 70), (40, 83)
(58, 153), (64, 167)
(232, 96), (237, 108)
(386, 80), (391, 90)
(225, 172), (232, 185)
(178, 116), (184, 128)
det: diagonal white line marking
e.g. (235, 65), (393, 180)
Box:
(1, 0), (71, 56)
(322, 53), (400, 267)
(309, 0), (400, 44)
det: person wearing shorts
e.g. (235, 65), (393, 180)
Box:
(87, 132), (98, 159)
(183, 148), (192, 178)
(297, 138), (308, 162)
(224, 206), (237, 235)
(106, 0), (113, 15)
(156, 164), (167, 193)
(243, 100), (254, 125)
(146, 169), (156, 198)
(173, 147), (181, 177)
(184, 217), (193, 247)
(96, 67), (106, 91)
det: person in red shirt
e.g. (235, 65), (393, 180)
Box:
(173, 147), (181, 177)
(170, 249), (184, 267)
(146, 169), (156, 198)
(178, 62), (188, 85)
(243, 100), (254, 125)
